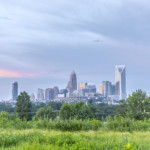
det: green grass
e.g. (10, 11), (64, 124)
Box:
(0, 129), (150, 150)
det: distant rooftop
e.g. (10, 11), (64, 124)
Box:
(115, 65), (126, 68)
(71, 70), (76, 75)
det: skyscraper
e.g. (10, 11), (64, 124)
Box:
(115, 65), (126, 100)
(45, 88), (50, 101)
(111, 84), (116, 95)
(37, 88), (44, 101)
(102, 81), (111, 97)
(53, 87), (59, 99)
(12, 82), (18, 100)
(67, 71), (77, 94)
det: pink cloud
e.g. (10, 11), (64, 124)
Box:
(0, 68), (36, 78)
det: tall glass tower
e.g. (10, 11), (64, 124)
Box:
(12, 82), (18, 100)
(115, 65), (126, 100)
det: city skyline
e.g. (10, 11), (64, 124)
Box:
(1, 66), (126, 101)
(1, 0), (150, 99)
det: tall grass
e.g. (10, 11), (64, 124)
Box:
(105, 116), (150, 132)
(1, 111), (150, 132)
(0, 129), (150, 149)
(35, 118), (101, 131)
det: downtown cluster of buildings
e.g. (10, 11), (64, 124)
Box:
(10, 65), (126, 105)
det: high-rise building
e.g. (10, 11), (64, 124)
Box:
(49, 88), (54, 100)
(45, 88), (50, 101)
(115, 65), (126, 100)
(67, 71), (77, 94)
(86, 83), (97, 93)
(45, 88), (54, 101)
(53, 87), (59, 99)
(102, 81), (111, 97)
(12, 82), (18, 100)
(78, 83), (87, 90)
(30, 93), (35, 102)
(99, 84), (103, 94)
(111, 84), (116, 95)
(37, 88), (44, 101)
(59, 89), (68, 97)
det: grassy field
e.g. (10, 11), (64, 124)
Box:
(0, 129), (150, 150)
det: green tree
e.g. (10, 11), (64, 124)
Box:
(0, 103), (15, 113)
(127, 89), (150, 120)
(59, 102), (96, 120)
(88, 99), (97, 119)
(35, 106), (56, 120)
(59, 103), (75, 120)
(116, 100), (127, 117)
(75, 101), (92, 120)
(32, 103), (46, 116)
(48, 101), (63, 110)
(15, 91), (32, 121)
(96, 103), (118, 119)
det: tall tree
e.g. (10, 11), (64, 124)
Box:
(127, 89), (150, 120)
(59, 103), (75, 120)
(15, 91), (32, 121)
(59, 102), (96, 120)
(116, 100), (127, 117)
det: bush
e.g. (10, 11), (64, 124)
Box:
(105, 116), (150, 132)
(35, 119), (102, 131)
(35, 106), (57, 120)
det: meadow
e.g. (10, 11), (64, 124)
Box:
(0, 129), (150, 150)
(1, 112), (150, 149)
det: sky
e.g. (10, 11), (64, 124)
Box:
(1, 0), (150, 100)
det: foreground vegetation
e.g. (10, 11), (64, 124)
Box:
(1, 90), (150, 149)
(2, 111), (150, 132)
(0, 129), (150, 150)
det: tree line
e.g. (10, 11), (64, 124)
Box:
(1, 89), (149, 121)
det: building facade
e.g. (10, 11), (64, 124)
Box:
(102, 81), (111, 97)
(12, 82), (18, 100)
(111, 84), (116, 95)
(53, 87), (59, 99)
(45, 88), (54, 101)
(67, 71), (77, 95)
(115, 65), (126, 100)
(37, 88), (44, 101)
(99, 84), (103, 94)
(78, 82), (87, 90)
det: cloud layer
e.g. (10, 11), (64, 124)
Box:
(0, 0), (150, 99)
(0, 68), (36, 78)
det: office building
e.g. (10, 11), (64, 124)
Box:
(37, 88), (44, 101)
(115, 65), (126, 100)
(111, 84), (116, 95)
(60, 89), (68, 97)
(12, 82), (18, 100)
(67, 71), (77, 94)
(53, 87), (59, 98)
(86, 83), (97, 93)
(78, 83), (87, 90)
(45, 88), (54, 101)
(99, 84), (103, 94)
(102, 81), (111, 97)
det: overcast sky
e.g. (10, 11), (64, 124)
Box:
(1, 0), (150, 99)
